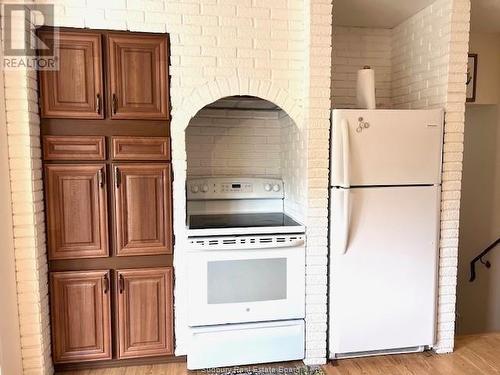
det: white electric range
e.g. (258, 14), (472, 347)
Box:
(185, 177), (306, 370)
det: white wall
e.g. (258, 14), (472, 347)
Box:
(458, 105), (500, 334)
(467, 33), (500, 105)
(457, 32), (500, 334)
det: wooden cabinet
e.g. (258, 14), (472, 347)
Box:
(45, 164), (108, 260)
(39, 28), (175, 369)
(38, 30), (169, 120)
(116, 268), (173, 358)
(114, 164), (172, 256)
(38, 31), (104, 119)
(51, 270), (112, 363)
(107, 34), (169, 120)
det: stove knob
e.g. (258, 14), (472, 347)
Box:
(272, 184), (281, 192)
(201, 184), (209, 193)
(264, 183), (272, 192)
(190, 184), (199, 194)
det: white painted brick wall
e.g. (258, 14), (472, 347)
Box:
(332, 27), (392, 109)
(186, 107), (283, 178)
(281, 114), (307, 222)
(303, 0), (332, 365)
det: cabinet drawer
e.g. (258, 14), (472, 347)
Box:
(111, 137), (170, 161)
(43, 136), (106, 160)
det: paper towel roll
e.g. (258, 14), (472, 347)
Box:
(356, 66), (376, 109)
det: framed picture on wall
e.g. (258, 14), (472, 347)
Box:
(466, 53), (478, 102)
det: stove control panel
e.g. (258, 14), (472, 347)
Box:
(187, 178), (284, 200)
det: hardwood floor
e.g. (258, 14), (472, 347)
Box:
(326, 334), (500, 375)
(56, 333), (500, 375)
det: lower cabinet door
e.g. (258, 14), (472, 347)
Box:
(116, 267), (174, 358)
(50, 270), (112, 363)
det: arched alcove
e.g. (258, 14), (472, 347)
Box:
(185, 95), (307, 221)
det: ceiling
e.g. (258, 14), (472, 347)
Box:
(334, 0), (437, 28)
(470, 0), (500, 32)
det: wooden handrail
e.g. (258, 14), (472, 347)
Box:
(469, 238), (500, 282)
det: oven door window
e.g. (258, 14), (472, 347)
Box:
(207, 258), (287, 304)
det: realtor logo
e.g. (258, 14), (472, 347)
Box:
(2, 3), (59, 70)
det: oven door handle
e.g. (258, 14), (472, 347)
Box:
(188, 236), (305, 251)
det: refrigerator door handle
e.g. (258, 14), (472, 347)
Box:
(339, 189), (350, 254)
(333, 188), (350, 255)
(341, 119), (351, 188)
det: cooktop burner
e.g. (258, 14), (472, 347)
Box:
(189, 213), (301, 229)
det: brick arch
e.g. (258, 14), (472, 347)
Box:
(171, 77), (304, 131)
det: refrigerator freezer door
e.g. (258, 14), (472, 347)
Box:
(331, 109), (444, 186)
(329, 186), (440, 357)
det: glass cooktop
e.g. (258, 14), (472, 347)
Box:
(189, 213), (301, 229)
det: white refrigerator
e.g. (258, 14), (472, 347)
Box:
(329, 109), (444, 359)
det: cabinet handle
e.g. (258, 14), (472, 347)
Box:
(95, 93), (101, 114)
(103, 274), (109, 294)
(115, 167), (121, 188)
(112, 93), (117, 114)
(98, 169), (105, 188)
(119, 274), (124, 294)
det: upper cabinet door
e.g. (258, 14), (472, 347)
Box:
(39, 31), (104, 119)
(114, 164), (173, 256)
(45, 164), (109, 260)
(107, 34), (169, 120)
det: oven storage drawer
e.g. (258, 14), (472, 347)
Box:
(187, 246), (305, 326)
(187, 320), (304, 370)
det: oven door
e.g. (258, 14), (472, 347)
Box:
(187, 236), (305, 326)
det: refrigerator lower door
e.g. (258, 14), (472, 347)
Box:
(329, 185), (440, 358)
